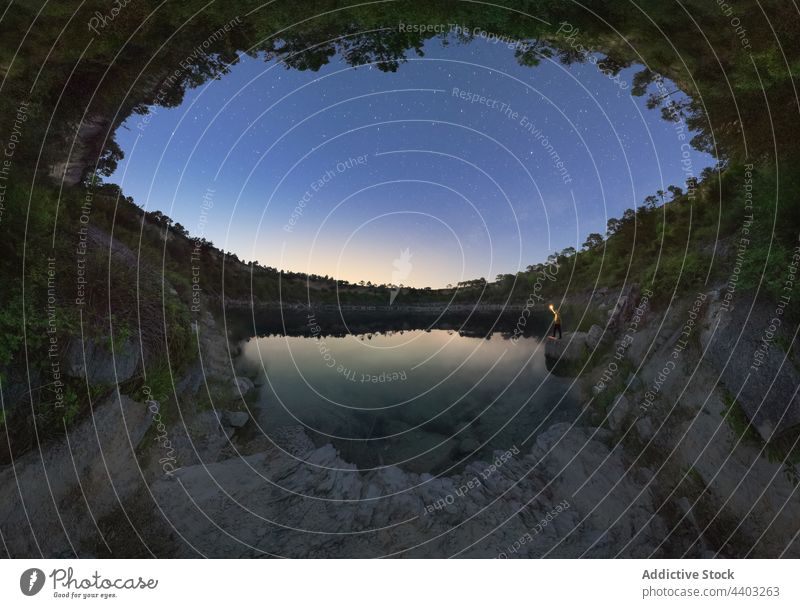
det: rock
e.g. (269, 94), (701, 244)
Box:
(65, 336), (140, 385)
(635, 417), (655, 440)
(196, 311), (234, 382)
(608, 394), (633, 431)
(239, 424), (315, 457)
(152, 409), (236, 471)
(626, 372), (643, 392)
(544, 332), (589, 376)
(0, 394), (153, 556)
(221, 410), (249, 428)
(587, 324), (604, 349)
(49, 114), (113, 185)
(608, 284), (641, 331)
(233, 376), (255, 397)
(700, 293), (800, 440)
(676, 496), (694, 518)
(664, 366), (800, 557)
(174, 312), (235, 396)
(138, 422), (667, 558)
(624, 325), (657, 364)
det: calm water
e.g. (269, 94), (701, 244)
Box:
(236, 315), (580, 474)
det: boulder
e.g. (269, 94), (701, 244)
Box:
(221, 410), (250, 428)
(635, 417), (655, 441)
(544, 332), (589, 376)
(174, 313), (243, 398)
(586, 324), (604, 349)
(624, 325), (657, 364)
(233, 376), (255, 397)
(194, 311), (234, 382)
(608, 394), (633, 431)
(65, 336), (140, 385)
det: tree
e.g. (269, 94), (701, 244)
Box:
(644, 195), (658, 209)
(667, 185), (683, 200)
(630, 68), (655, 97)
(95, 139), (124, 177)
(560, 246), (576, 258)
(582, 233), (603, 250)
(495, 274), (515, 288)
(607, 217), (622, 236)
(700, 166), (717, 181)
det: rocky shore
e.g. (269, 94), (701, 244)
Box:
(2, 285), (799, 558)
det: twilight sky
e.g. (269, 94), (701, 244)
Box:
(112, 35), (715, 288)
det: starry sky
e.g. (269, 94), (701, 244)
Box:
(112, 35), (715, 288)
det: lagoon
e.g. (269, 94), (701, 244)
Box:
(236, 313), (581, 474)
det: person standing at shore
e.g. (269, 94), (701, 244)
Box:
(549, 304), (562, 339)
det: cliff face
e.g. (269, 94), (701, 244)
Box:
(48, 115), (115, 186)
(579, 285), (800, 557)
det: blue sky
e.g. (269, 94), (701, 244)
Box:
(112, 35), (715, 288)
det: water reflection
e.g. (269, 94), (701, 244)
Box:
(236, 314), (580, 474)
